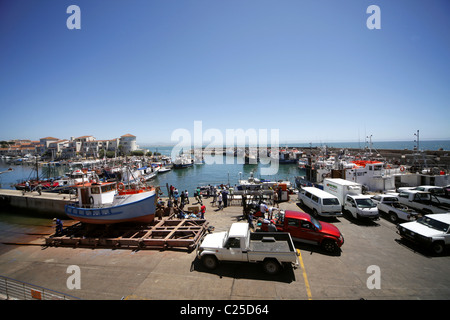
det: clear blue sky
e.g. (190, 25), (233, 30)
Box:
(1, 0), (449, 145)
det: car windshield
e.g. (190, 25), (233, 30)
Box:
(355, 198), (376, 208)
(309, 215), (322, 231)
(417, 217), (450, 233)
(323, 198), (340, 205)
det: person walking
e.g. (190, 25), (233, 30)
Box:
(53, 218), (63, 236)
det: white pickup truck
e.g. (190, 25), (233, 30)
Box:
(396, 190), (450, 215)
(371, 194), (419, 223)
(197, 223), (300, 275)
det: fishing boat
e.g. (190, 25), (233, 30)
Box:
(158, 166), (171, 173)
(173, 155), (194, 168)
(65, 177), (159, 224)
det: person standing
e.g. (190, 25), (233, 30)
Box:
(217, 192), (223, 210)
(180, 191), (186, 210)
(222, 189), (228, 208)
(185, 190), (189, 204)
(273, 189), (279, 208)
(200, 204), (206, 219)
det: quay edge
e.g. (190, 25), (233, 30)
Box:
(0, 189), (75, 218)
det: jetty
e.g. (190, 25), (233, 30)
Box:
(0, 189), (76, 217)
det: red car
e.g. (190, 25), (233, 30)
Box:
(261, 210), (344, 253)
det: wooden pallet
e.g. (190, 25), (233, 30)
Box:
(45, 216), (209, 251)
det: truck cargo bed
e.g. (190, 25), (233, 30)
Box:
(249, 232), (295, 253)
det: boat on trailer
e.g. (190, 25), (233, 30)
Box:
(65, 179), (158, 224)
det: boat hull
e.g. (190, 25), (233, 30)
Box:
(173, 163), (193, 169)
(65, 191), (157, 224)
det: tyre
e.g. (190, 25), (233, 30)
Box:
(389, 212), (398, 223)
(322, 239), (338, 253)
(431, 241), (445, 255)
(312, 209), (318, 218)
(263, 259), (281, 275)
(202, 255), (218, 270)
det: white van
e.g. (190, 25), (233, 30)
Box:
(298, 187), (342, 217)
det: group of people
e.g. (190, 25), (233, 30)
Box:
(168, 185), (206, 219)
(166, 184), (282, 227)
(168, 185), (190, 210)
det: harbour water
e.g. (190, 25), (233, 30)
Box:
(2, 139), (450, 195)
(0, 156), (302, 196)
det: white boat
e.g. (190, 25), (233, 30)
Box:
(173, 155), (193, 168)
(65, 180), (158, 224)
(158, 167), (171, 173)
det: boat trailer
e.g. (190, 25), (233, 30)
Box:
(45, 214), (210, 252)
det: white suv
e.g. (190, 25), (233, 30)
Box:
(397, 213), (450, 255)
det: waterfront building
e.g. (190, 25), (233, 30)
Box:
(119, 134), (138, 154)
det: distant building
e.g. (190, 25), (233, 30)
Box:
(1, 134), (140, 158)
(48, 140), (69, 158)
(119, 134), (138, 154)
(38, 137), (59, 155)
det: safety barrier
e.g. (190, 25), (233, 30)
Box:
(0, 275), (80, 300)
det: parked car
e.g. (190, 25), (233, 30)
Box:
(260, 210), (344, 253)
(397, 213), (450, 255)
(371, 194), (419, 223)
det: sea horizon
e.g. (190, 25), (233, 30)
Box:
(140, 139), (450, 152)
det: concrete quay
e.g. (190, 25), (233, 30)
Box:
(0, 196), (449, 301)
(0, 189), (76, 217)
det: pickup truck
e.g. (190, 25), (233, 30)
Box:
(344, 194), (379, 220)
(398, 185), (450, 205)
(197, 222), (299, 275)
(371, 194), (419, 223)
(260, 210), (344, 253)
(395, 190), (450, 215)
(397, 213), (450, 255)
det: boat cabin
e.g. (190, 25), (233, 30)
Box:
(76, 181), (117, 208)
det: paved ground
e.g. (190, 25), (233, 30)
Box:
(0, 195), (449, 301)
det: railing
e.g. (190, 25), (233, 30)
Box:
(0, 275), (80, 300)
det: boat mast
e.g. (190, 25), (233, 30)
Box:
(35, 157), (39, 181)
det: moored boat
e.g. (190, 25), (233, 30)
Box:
(173, 155), (194, 168)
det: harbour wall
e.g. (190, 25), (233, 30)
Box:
(0, 189), (75, 218)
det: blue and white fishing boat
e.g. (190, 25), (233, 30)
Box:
(65, 179), (158, 224)
(173, 154), (194, 168)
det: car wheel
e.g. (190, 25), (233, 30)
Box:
(389, 212), (398, 223)
(312, 209), (318, 217)
(322, 239), (338, 253)
(202, 255), (218, 270)
(263, 259), (280, 275)
(431, 241), (445, 255)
